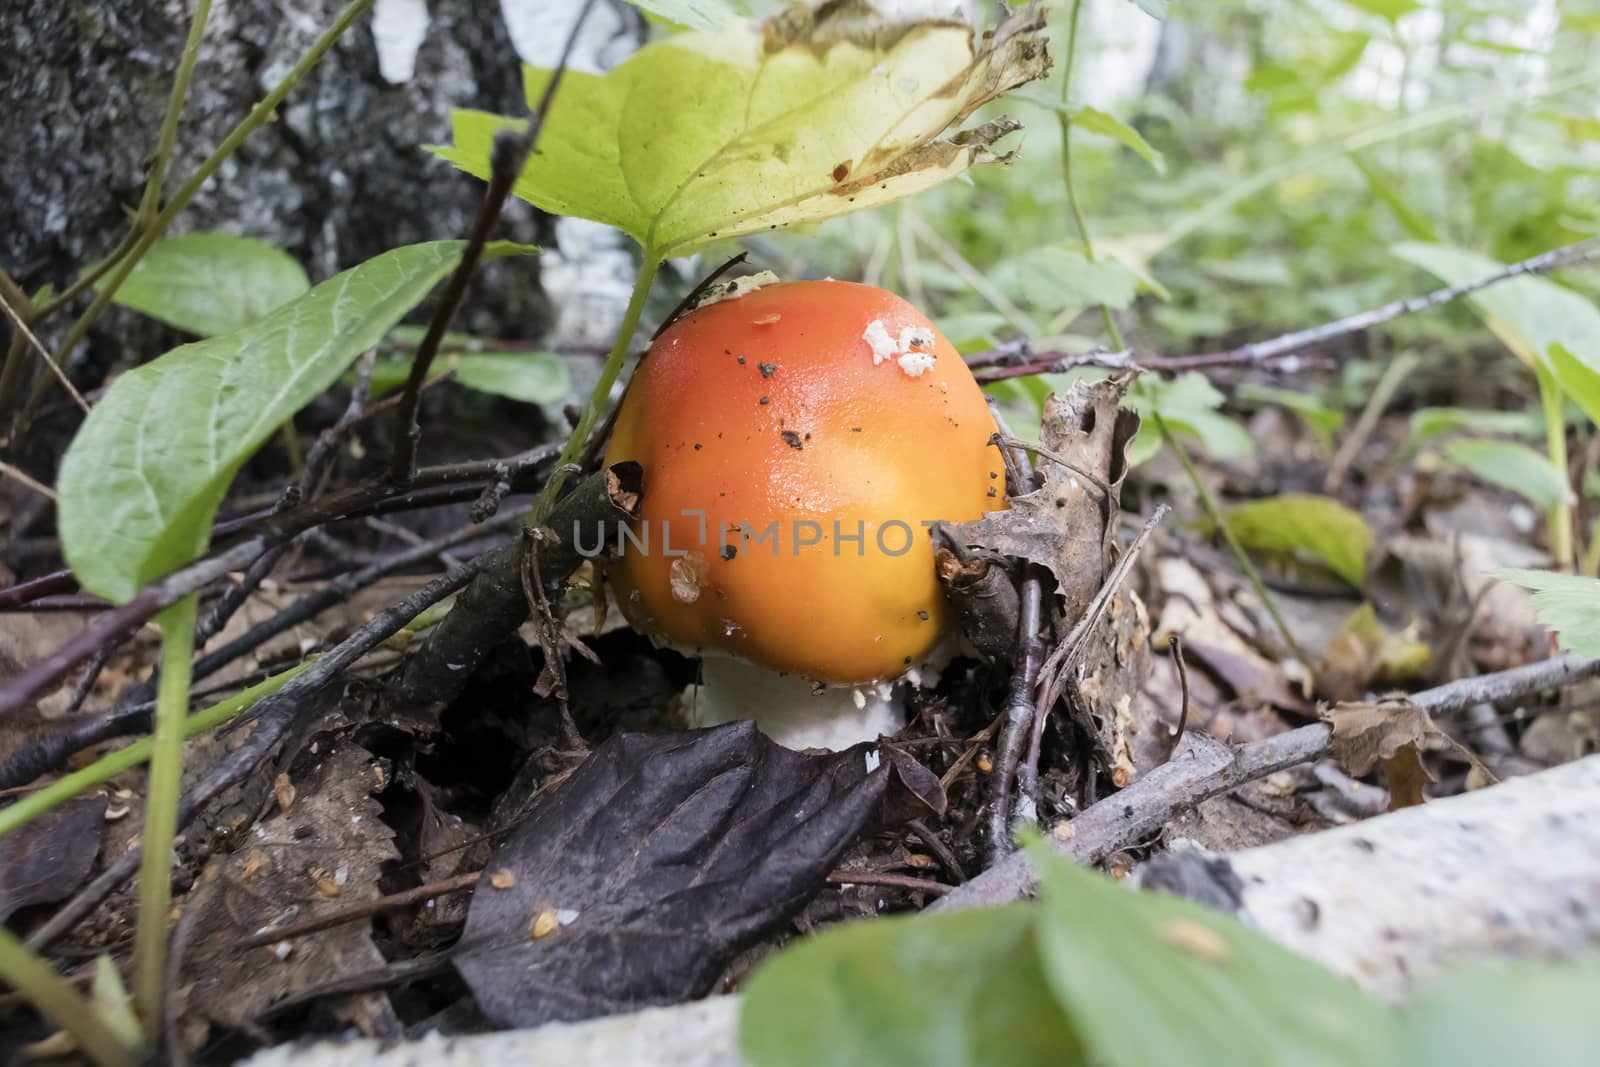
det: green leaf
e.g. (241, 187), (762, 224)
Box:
(1221, 494), (1375, 587)
(1491, 569), (1600, 659)
(1391, 244), (1600, 393)
(1127, 373), (1255, 463)
(1391, 959), (1600, 1067)
(1408, 406), (1543, 442)
(1549, 342), (1600, 429)
(620, 0), (745, 31)
(1127, 0), (1168, 18)
(992, 246), (1143, 314)
(428, 6), (1050, 259)
(1031, 845), (1397, 1067)
(1442, 438), (1572, 512)
(370, 351), (571, 405)
(59, 241), (515, 602)
(1341, 0), (1421, 22)
(740, 903), (1084, 1067)
(1011, 93), (1165, 173)
(107, 232), (310, 337)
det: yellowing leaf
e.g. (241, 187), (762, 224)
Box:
(1220, 494), (1374, 587)
(1317, 602), (1432, 703)
(429, 4), (1050, 259)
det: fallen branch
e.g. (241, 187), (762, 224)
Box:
(932, 652), (1600, 912)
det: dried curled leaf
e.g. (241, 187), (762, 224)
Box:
(429, 3), (1050, 259)
(1323, 700), (1436, 810)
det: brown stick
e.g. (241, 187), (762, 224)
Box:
(932, 653), (1600, 912)
(238, 871), (484, 950)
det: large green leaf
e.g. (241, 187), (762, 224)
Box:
(59, 241), (523, 602)
(429, 4), (1049, 259)
(1221, 494), (1375, 587)
(370, 351), (570, 405)
(1442, 438), (1572, 513)
(1391, 244), (1600, 404)
(1031, 846), (1398, 1067)
(740, 903), (1083, 1067)
(1389, 959), (1600, 1067)
(107, 232), (310, 337)
(1492, 569), (1600, 659)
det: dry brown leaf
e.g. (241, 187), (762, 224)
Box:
(1323, 699), (1437, 810)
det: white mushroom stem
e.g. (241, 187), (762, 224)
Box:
(683, 655), (905, 750)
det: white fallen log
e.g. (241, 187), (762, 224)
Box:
(245, 754), (1600, 1067)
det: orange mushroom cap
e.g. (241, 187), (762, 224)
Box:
(603, 279), (1004, 685)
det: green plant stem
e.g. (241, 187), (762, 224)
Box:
(131, 593), (198, 1035)
(0, 664), (303, 841)
(530, 253), (662, 524)
(137, 0), (213, 227)
(0, 927), (137, 1067)
(1057, 0), (1125, 350)
(1155, 414), (1314, 670)
(34, 0), (375, 411)
(1583, 516), (1600, 578)
(1537, 366), (1575, 571)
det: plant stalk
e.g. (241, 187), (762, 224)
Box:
(131, 593), (198, 1035)
(136, 0), (213, 227)
(0, 927), (137, 1067)
(1537, 365), (1575, 571)
(530, 253), (661, 523)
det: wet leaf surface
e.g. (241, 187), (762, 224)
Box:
(454, 720), (944, 1028)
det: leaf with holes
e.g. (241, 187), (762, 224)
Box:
(105, 232), (310, 337)
(428, 4), (1050, 260)
(59, 241), (531, 602)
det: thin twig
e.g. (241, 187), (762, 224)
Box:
(28, 552), (492, 951)
(1167, 633), (1191, 742)
(826, 870), (953, 897)
(1147, 236), (1600, 372)
(0, 287), (89, 413)
(239, 871), (483, 950)
(0, 459), (58, 500)
(1325, 352), (1419, 492)
(650, 252), (750, 341)
(971, 349), (1143, 383)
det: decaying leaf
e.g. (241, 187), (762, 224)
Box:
(430, 3), (1051, 259)
(1317, 602), (1433, 703)
(0, 797), (105, 920)
(454, 721), (944, 1028)
(1322, 700), (1437, 810)
(173, 738), (400, 1044)
(959, 378), (1140, 618)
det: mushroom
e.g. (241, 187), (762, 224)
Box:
(603, 278), (1004, 749)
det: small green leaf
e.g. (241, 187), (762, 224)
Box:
(1390, 959), (1600, 1067)
(1221, 494), (1375, 587)
(107, 232), (310, 337)
(1392, 243), (1600, 385)
(1126, 0), (1168, 19)
(739, 904), (1084, 1067)
(59, 241), (516, 602)
(1549, 342), (1600, 429)
(1442, 438), (1572, 512)
(1408, 406), (1543, 442)
(1128, 373), (1255, 463)
(429, 6), (1050, 259)
(370, 351), (571, 405)
(1491, 569), (1600, 659)
(1031, 845), (1397, 1067)
(992, 246), (1143, 315)
(1012, 93), (1165, 173)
